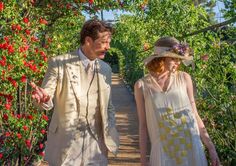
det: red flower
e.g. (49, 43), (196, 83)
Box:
(39, 18), (48, 25)
(1, 55), (6, 61)
(4, 36), (9, 43)
(19, 45), (29, 53)
(6, 95), (13, 102)
(7, 44), (14, 54)
(0, 153), (3, 159)
(23, 125), (28, 131)
(39, 143), (44, 149)
(0, 57), (6, 66)
(16, 114), (21, 119)
(25, 139), (31, 148)
(39, 51), (46, 56)
(16, 24), (21, 31)
(27, 114), (33, 120)
(11, 24), (17, 31)
(12, 24), (21, 31)
(41, 129), (46, 134)
(23, 17), (29, 24)
(0, 42), (8, 49)
(34, 48), (39, 53)
(42, 114), (49, 121)
(5, 103), (11, 110)
(5, 132), (11, 137)
(25, 29), (31, 35)
(21, 75), (27, 83)
(66, 3), (72, 9)
(88, 0), (94, 5)
(39, 151), (45, 156)
(3, 114), (8, 121)
(16, 133), (22, 139)
(0, 2), (4, 12)
(7, 77), (17, 87)
(29, 64), (38, 72)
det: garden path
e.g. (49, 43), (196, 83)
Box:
(108, 73), (140, 166)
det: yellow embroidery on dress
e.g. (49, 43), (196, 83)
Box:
(159, 107), (193, 165)
(174, 144), (180, 151)
(181, 150), (187, 157)
(186, 143), (192, 149)
(165, 126), (171, 133)
(168, 119), (177, 126)
(159, 122), (164, 128)
(169, 152), (175, 158)
(184, 130), (191, 137)
(177, 125), (183, 131)
(166, 107), (172, 113)
(172, 131), (178, 138)
(168, 139), (174, 146)
(160, 134), (166, 141)
(180, 137), (186, 144)
(181, 116), (187, 124)
(163, 146), (168, 153)
(162, 114), (168, 120)
(174, 112), (182, 118)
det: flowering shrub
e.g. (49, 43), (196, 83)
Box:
(0, 101), (49, 165)
(0, 0), (138, 164)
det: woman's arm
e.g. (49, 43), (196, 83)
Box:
(184, 72), (220, 166)
(134, 80), (149, 166)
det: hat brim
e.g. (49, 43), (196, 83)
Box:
(143, 52), (193, 66)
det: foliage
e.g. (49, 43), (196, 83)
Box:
(220, 0), (236, 19)
(104, 48), (123, 73)
(190, 31), (236, 165)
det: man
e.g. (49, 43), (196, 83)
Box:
(31, 19), (119, 166)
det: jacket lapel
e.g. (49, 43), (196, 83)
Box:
(65, 52), (82, 100)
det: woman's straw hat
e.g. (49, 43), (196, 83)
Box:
(143, 37), (193, 66)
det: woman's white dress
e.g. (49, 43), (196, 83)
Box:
(139, 71), (208, 166)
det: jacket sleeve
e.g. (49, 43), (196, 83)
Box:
(39, 57), (59, 110)
(107, 69), (116, 128)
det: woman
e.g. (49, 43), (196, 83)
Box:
(134, 37), (220, 166)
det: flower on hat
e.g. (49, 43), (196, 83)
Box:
(169, 43), (190, 57)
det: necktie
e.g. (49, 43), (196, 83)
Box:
(86, 62), (94, 81)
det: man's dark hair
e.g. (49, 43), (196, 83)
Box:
(80, 19), (113, 45)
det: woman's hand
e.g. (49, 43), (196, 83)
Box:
(209, 148), (220, 166)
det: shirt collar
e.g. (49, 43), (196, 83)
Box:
(78, 48), (96, 69)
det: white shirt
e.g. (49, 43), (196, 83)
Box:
(78, 48), (95, 71)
